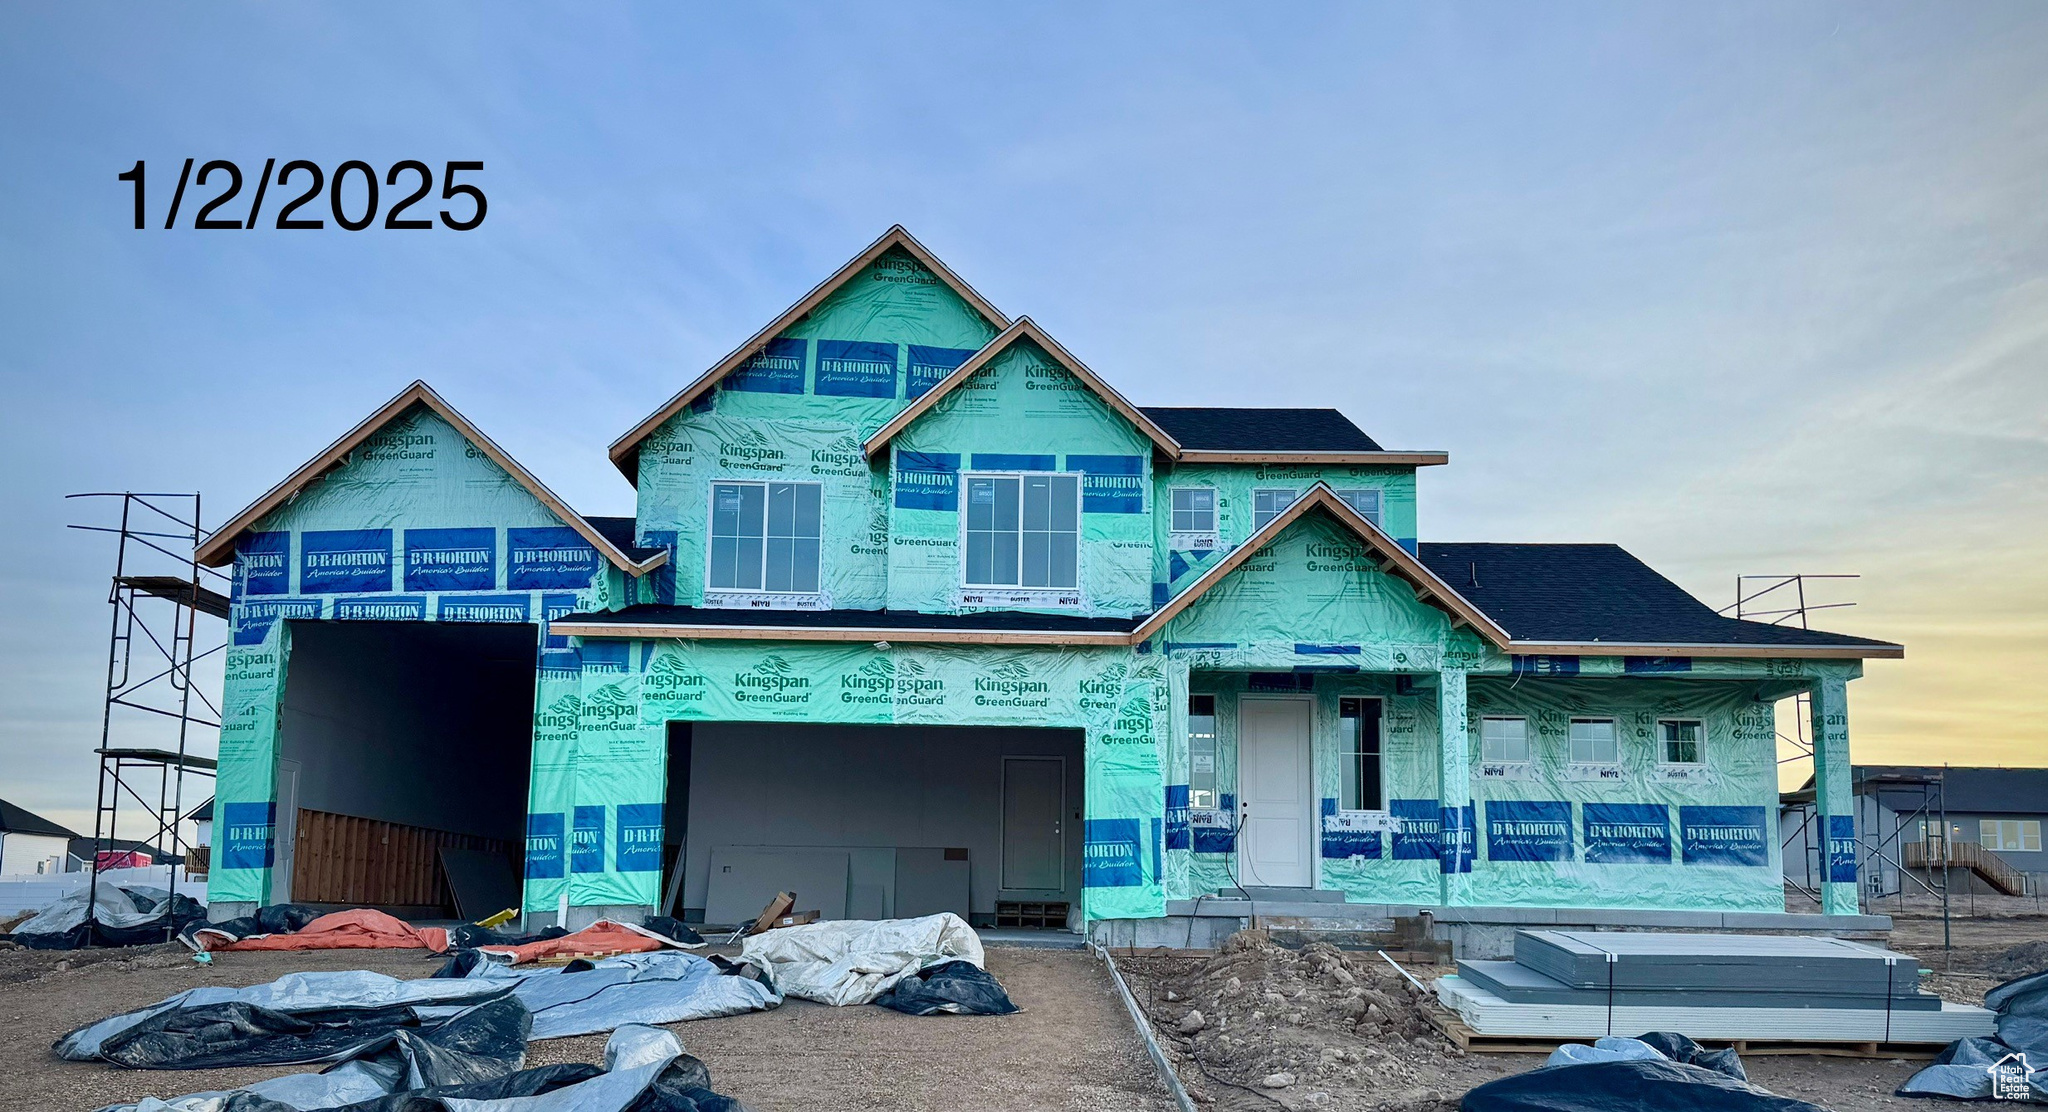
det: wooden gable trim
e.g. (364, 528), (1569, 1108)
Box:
(608, 226), (1011, 478)
(861, 317), (1182, 460)
(195, 380), (666, 577)
(1128, 483), (1513, 648)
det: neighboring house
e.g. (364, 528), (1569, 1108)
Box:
(0, 800), (79, 876)
(187, 227), (1901, 932)
(62, 837), (175, 872)
(188, 798), (213, 848)
(1783, 766), (2048, 897)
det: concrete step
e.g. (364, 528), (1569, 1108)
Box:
(1237, 886), (1348, 903)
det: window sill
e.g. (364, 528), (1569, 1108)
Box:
(703, 590), (828, 611)
(1560, 763), (1626, 782)
(960, 587), (1082, 609)
(1168, 531), (1221, 552)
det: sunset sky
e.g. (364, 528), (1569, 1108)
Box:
(3, 2), (2044, 831)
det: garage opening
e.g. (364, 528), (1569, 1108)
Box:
(275, 620), (536, 917)
(673, 723), (1084, 930)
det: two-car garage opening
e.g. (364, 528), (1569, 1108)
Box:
(670, 723), (1084, 930)
(273, 620), (535, 916)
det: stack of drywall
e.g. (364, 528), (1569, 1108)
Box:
(1436, 930), (1993, 1043)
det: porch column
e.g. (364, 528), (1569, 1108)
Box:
(1437, 666), (1474, 903)
(1809, 673), (1858, 916)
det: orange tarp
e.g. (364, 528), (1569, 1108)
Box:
(202, 909), (450, 953)
(477, 920), (665, 965)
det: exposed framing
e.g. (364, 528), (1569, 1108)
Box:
(609, 226), (1011, 478)
(194, 381), (666, 577)
(863, 317), (1183, 460)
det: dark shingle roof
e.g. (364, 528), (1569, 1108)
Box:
(1416, 542), (1899, 650)
(581, 515), (667, 563)
(0, 799), (78, 839)
(1844, 766), (2048, 815)
(563, 605), (1142, 634)
(1140, 408), (1383, 452)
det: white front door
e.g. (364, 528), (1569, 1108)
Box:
(1239, 697), (1314, 887)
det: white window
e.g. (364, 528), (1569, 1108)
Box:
(1481, 717), (1529, 763)
(1568, 718), (1619, 765)
(709, 481), (821, 593)
(1335, 488), (1383, 527)
(1339, 698), (1384, 811)
(1252, 488), (1298, 528)
(1659, 719), (1704, 765)
(1188, 694), (1219, 810)
(1980, 819), (2043, 853)
(965, 473), (1078, 588)
(1170, 488), (1217, 534)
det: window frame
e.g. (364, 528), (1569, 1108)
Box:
(1333, 487), (1383, 528)
(1481, 716), (1530, 764)
(1567, 716), (1621, 766)
(1188, 693), (1220, 811)
(959, 470), (1081, 591)
(703, 479), (824, 598)
(1251, 488), (1299, 529)
(1656, 718), (1706, 766)
(1168, 486), (1219, 538)
(1980, 818), (2043, 853)
(1338, 696), (1386, 813)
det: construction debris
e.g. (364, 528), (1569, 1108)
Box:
(874, 959), (1020, 1016)
(1121, 929), (1462, 1111)
(1463, 1034), (1828, 1112)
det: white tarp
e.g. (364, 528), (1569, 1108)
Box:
(737, 912), (983, 1006)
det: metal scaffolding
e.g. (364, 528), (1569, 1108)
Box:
(67, 492), (227, 941)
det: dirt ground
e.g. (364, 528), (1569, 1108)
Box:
(0, 943), (1174, 1112)
(1116, 914), (2048, 1112)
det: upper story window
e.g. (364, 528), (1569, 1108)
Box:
(1481, 717), (1530, 763)
(1335, 488), (1383, 528)
(965, 473), (1078, 589)
(1658, 719), (1704, 765)
(709, 481), (821, 593)
(1568, 717), (1619, 765)
(1252, 488), (1298, 529)
(1170, 488), (1216, 534)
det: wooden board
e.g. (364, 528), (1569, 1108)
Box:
(290, 809), (515, 912)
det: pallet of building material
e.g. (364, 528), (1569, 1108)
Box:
(1422, 1005), (1947, 1060)
(1435, 974), (1993, 1045)
(1457, 959), (1946, 1011)
(1514, 930), (1923, 997)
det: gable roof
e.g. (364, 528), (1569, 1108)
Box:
(1132, 483), (1512, 647)
(0, 799), (79, 839)
(1417, 543), (1903, 658)
(194, 381), (667, 577)
(863, 317), (1183, 459)
(609, 226), (1011, 479)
